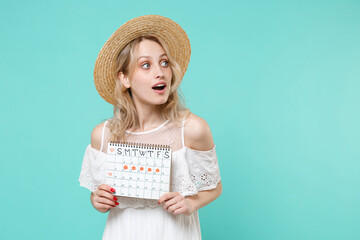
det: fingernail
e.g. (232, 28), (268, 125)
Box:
(115, 202), (119, 206)
(113, 197), (118, 201)
(111, 188), (116, 192)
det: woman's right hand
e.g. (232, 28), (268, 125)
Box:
(90, 184), (119, 213)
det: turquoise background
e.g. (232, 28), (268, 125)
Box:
(1, 0), (359, 239)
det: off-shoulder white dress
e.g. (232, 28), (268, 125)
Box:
(79, 117), (221, 240)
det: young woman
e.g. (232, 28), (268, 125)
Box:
(79, 15), (222, 240)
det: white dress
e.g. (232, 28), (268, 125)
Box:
(79, 117), (221, 240)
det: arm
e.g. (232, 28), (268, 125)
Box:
(183, 113), (222, 210)
(186, 181), (222, 212)
(159, 113), (222, 215)
(89, 122), (118, 213)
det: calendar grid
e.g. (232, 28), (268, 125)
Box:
(105, 142), (172, 200)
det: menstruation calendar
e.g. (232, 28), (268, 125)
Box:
(105, 142), (172, 200)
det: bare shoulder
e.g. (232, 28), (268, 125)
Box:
(91, 122), (105, 151)
(184, 112), (214, 151)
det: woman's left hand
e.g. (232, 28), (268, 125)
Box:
(158, 192), (196, 216)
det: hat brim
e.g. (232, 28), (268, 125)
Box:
(93, 15), (191, 105)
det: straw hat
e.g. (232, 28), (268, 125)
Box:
(93, 15), (191, 105)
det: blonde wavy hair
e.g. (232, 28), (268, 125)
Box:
(107, 36), (190, 142)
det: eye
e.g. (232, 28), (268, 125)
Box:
(141, 62), (150, 69)
(161, 60), (169, 67)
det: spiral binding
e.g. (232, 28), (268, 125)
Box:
(109, 141), (171, 151)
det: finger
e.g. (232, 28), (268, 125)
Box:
(97, 190), (118, 202)
(162, 195), (183, 210)
(167, 201), (184, 213)
(98, 184), (116, 194)
(159, 192), (174, 203)
(96, 196), (118, 206)
(159, 192), (179, 204)
(95, 201), (115, 209)
(93, 191), (117, 204)
(94, 202), (116, 210)
(173, 206), (188, 215)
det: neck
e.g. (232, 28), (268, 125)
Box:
(132, 102), (166, 132)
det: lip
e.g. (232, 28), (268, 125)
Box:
(152, 81), (167, 88)
(153, 85), (167, 94)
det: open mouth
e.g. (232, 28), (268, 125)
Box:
(152, 84), (166, 91)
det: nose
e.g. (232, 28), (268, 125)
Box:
(154, 63), (165, 79)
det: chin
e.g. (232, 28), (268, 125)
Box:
(156, 98), (169, 105)
(155, 95), (170, 105)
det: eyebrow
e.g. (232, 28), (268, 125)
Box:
(137, 53), (168, 61)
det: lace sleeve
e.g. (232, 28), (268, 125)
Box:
(185, 145), (221, 192)
(78, 144), (107, 192)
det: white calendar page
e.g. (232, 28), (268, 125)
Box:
(105, 142), (172, 200)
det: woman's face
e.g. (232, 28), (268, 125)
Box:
(125, 39), (172, 108)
